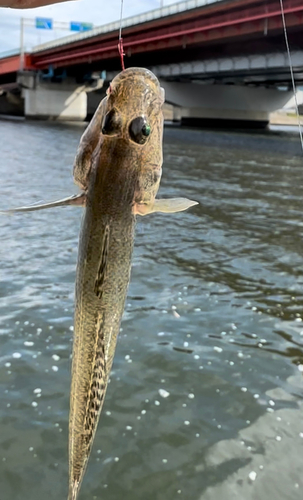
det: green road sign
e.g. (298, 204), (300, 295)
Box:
(70, 22), (93, 32)
(36, 18), (53, 30)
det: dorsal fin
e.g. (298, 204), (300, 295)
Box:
(83, 312), (106, 444)
(94, 225), (110, 298)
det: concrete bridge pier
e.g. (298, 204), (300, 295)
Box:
(17, 71), (102, 121)
(161, 81), (293, 128)
(23, 84), (87, 121)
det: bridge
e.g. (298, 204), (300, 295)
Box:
(0, 0), (302, 126)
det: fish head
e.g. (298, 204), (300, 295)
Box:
(104, 67), (164, 146)
(101, 68), (165, 208)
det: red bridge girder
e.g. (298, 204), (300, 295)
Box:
(29, 0), (303, 69)
(0, 54), (32, 77)
(0, 55), (20, 75)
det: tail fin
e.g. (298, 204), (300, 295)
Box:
(68, 481), (79, 500)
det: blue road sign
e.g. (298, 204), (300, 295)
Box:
(70, 22), (93, 32)
(36, 17), (53, 30)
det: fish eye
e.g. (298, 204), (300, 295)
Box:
(102, 108), (121, 136)
(129, 116), (151, 144)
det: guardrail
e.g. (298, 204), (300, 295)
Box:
(0, 49), (21, 59)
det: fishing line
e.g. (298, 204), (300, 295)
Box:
(118, 0), (125, 71)
(279, 0), (303, 153)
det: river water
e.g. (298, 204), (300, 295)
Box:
(0, 119), (303, 500)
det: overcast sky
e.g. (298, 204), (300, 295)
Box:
(0, 0), (179, 53)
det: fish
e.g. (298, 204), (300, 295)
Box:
(2, 67), (198, 500)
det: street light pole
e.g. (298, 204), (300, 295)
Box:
(20, 17), (24, 71)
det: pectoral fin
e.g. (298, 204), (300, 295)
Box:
(0, 192), (86, 214)
(135, 198), (198, 216)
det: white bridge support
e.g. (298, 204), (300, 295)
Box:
(161, 81), (293, 126)
(23, 84), (87, 121)
(17, 71), (90, 121)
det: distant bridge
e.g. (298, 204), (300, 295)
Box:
(0, 0), (302, 126)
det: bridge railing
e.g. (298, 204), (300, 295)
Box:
(133, 0), (224, 24)
(0, 49), (21, 60)
(31, 0), (224, 53)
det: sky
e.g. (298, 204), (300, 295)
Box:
(0, 0), (180, 53)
